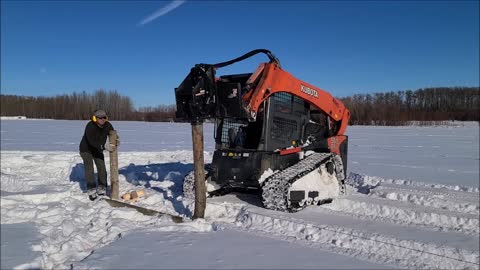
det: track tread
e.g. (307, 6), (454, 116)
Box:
(262, 152), (346, 212)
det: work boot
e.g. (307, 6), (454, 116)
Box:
(97, 186), (107, 197)
(87, 189), (97, 201)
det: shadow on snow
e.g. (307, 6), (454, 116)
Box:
(69, 162), (193, 216)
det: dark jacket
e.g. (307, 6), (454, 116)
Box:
(79, 121), (114, 157)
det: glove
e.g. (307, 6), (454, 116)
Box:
(104, 143), (116, 152)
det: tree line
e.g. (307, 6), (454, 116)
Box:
(1, 87), (478, 125)
(0, 90), (176, 122)
(339, 87), (479, 125)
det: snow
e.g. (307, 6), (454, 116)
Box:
(348, 123), (479, 188)
(1, 223), (42, 270)
(0, 116), (27, 120)
(0, 120), (216, 152)
(289, 163), (340, 202)
(78, 229), (388, 269)
(1, 120), (479, 269)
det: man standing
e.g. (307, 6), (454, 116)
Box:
(79, 109), (116, 200)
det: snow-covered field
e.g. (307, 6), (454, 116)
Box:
(1, 120), (479, 269)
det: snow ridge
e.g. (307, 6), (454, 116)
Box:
(347, 172), (480, 193)
(319, 195), (479, 234)
(205, 202), (479, 269)
(317, 173), (480, 234)
(369, 184), (479, 215)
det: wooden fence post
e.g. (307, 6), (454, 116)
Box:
(109, 130), (119, 200)
(191, 121), (206, 219)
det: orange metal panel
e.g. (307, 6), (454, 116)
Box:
(243, 63), (350, 135)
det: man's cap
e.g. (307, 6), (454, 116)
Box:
(94, 110), (107, 118)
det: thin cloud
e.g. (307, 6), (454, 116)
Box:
(139, 0), (186, 26)
(40, 68), (47, 73)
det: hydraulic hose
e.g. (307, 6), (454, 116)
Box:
(212, 49), (281, 69)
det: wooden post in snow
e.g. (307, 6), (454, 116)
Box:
(191, 121), (206, 219)
(109, 130), (119, 200)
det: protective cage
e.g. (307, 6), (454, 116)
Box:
(214, 118), (248, 148)
(264, 92), (309, 151)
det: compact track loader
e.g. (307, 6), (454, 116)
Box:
(175, 49), (350, 212)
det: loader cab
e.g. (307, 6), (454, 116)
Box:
(214, 91), (310, 151)
(214, 118), (263, 150)
(262, 92), (310, 151)
(210, 91), (312, 190)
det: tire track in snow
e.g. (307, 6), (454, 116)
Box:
(319, 195), (479, 234)
(347, 172), (479, 193)
(369, 184), (479, 215)
(336, 173), (480, 234)
(201, 201), (479, 270)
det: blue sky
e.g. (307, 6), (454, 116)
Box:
(1, 1), (478, 108)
